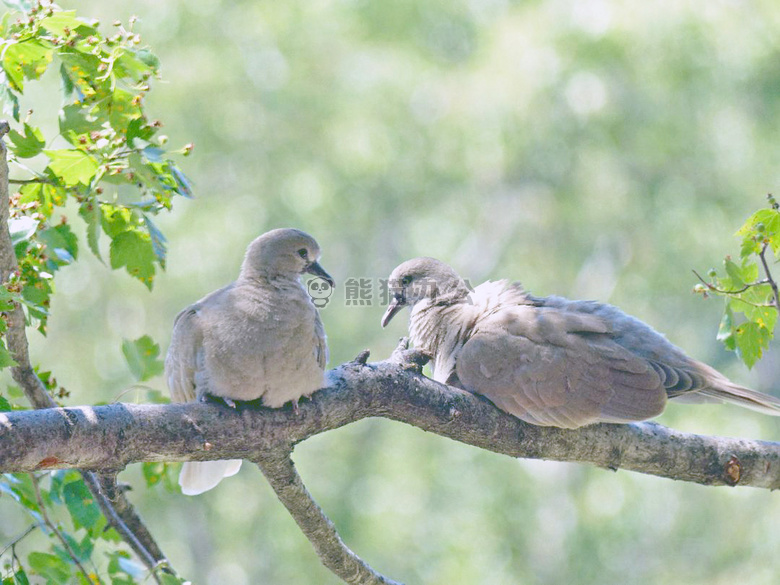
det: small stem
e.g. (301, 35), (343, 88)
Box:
(8, 178), (53, 185)
(0, 524), (38, 558)
(30, 473), (92, 581)
(691, 269), (767, 295)
(758, 243), (780, 315)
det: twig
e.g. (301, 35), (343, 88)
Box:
(252, 449), (403, 585)
(758, 243), (780, 315)
(0, 524), (38, 558)
(691, 269), (768, 295)
(29, 473), (92, 581)
(8, 178), (53, 185)
(83, 472), (165, 584)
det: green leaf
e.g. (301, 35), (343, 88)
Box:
(171, 166), (194, 199)
(78, 199), (102, 259)
(144, 215), (167, 265)
(737, 208), (780, 256)
(115, 50), (153, 83)
(7, 123), (45, 158)
(0, 285), (15, 311)
(26, 552), (71, 584)
(59, 104), (100, 142)
(0, 340), (18, 368)
(18, 182), (64, 218)
(62, 479), (101, 530)
(109, 230), (156, 287)
(723, 258), (745, 287)
(101, 206), (132, 238)
(22, 277), (53, 306)
(734, 321), (770, 369)
(717, 304), (736, 351)
(0, 71), (21, 121)
(160, 573), (188, 585)
(1, 39), (53, 92)
(135, 48), (161, 70)
(9, 566), (30, 585)
(122, 335), (164, 382)
(39, 223), (79, 265)
(59, 62), (75, 98)
(39, 11), (96, 37)
(107, 88), (141, 134)
(44, 149), (99, 187)
(0, 394), (11, 411)
(126, 117), (154, 148)
(55, 532), (94, 564)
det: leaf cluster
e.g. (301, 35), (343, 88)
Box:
(0, 1), (193, 348)
(695, 195), (780, 367)
(0, 471), (182, 584)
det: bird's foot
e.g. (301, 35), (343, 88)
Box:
(389, 338), (431, 372)
(200, 393), (238, 409)
(401, 348), (432, 372)
(292, 399), (300, 416)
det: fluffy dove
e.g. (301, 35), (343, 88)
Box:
(166, 228), (332, 494)
(381, 257), (780, 428)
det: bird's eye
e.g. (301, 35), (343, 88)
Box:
(401, 275), (412, 286)
(298, 248), (308, 259)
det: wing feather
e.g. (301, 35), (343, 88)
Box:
(455, 304), (667, 428)
(165, 307), (204, 404)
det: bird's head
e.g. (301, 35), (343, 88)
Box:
(241, 228), (334, 286)
(381, 257), (469, 327)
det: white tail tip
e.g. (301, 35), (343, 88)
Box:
(179, 460), (243, 496)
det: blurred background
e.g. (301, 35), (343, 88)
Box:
(3, 0), (780, 583)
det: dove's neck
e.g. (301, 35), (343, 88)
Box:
(238, 269), (303, 290)
(409, 297), (477, 384)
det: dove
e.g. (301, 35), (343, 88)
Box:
(381, 257), (780, 428)
(166, 228), (332, 494)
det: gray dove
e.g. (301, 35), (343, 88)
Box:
(381, 257), (780, 428)
(166, 228), (332, 494)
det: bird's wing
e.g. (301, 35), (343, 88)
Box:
(455, 305), (667, 428)
(314, 309), (329, 370)
(165, 307), (205, 404)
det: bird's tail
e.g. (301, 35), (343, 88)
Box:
(178, 460), (242, 495)
(694, 382), (780, 417)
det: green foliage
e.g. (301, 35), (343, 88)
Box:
(140, 462), (178, 491)
(0, 471), (183, 584)
(696, 196), (780, 368)
(0, 1), (192, 337)
(1, 3), (191, 583)
(121, 335), (164, 382)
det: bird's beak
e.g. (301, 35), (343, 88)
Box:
(380, 295), (404, 328)
(305, 261), (334, 287)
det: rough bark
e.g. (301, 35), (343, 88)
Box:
(1, 351), (778, 489)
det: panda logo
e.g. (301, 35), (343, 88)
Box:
(307, 277), (333, 308)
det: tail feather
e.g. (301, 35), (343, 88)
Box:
(692, 384), (780, 417)
(179, 459), (242, 495)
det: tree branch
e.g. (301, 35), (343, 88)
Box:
(0, 354), (778, 487)
(1, 349), (779, 582)
(253, 449), (402, 585)
(0, 121), (171, 580)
